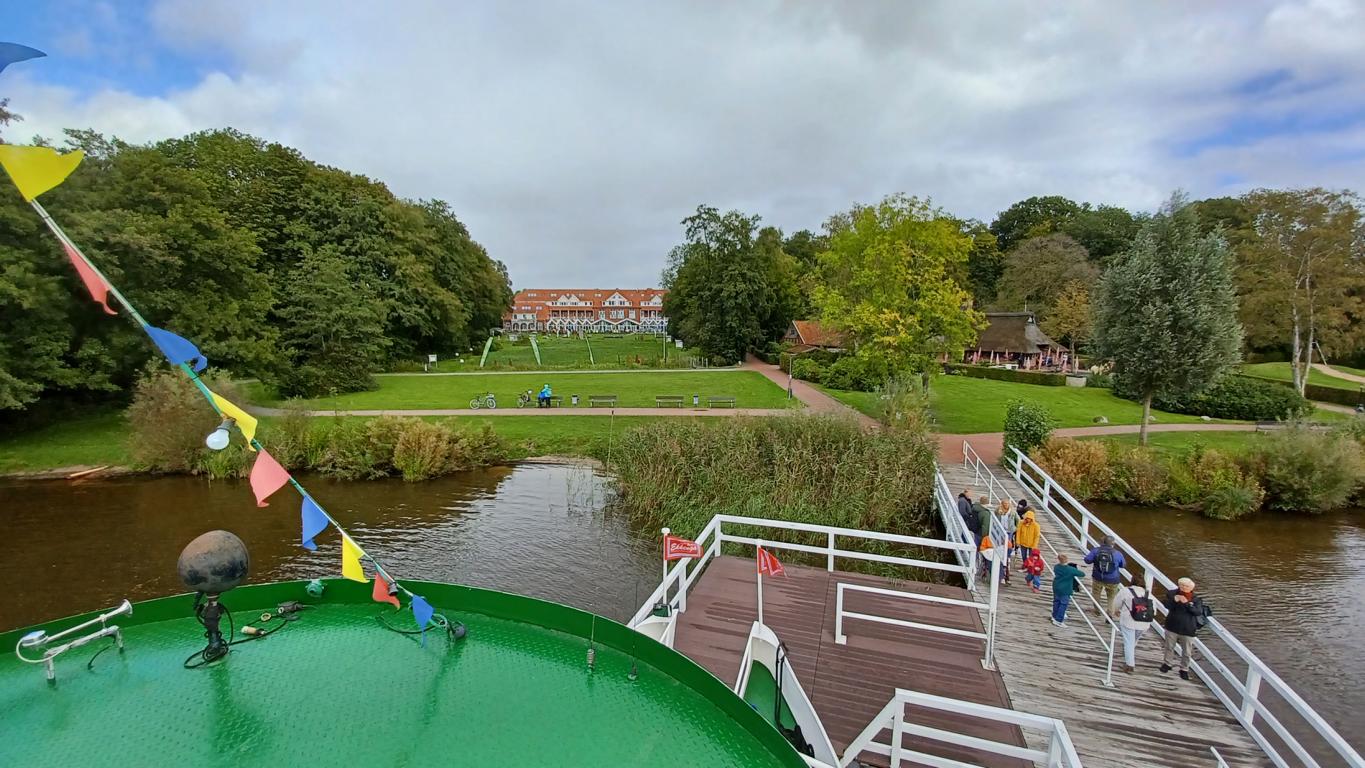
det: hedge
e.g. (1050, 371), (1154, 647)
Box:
(943, 363), (1069, 387)
(1241, 374), (1361, 408)
(1117, 375), (1312, 421)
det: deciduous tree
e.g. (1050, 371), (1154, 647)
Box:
(992, 233), (1098, 320)
(1040, 280), (1091, 372)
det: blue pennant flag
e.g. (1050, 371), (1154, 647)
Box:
(0, 43), (46, 74)
(145, 326), (208, 372)
(300, 497), (330, 551)
(411, 595), (434, 646)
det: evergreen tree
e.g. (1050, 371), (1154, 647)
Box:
(1094, 192), (1242, 445)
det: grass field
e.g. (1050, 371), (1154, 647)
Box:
(927, 376), (1212, 433)
(0, 411), (131, 473)
(248, 370), (794, 410)
(1239, 362), (1363, 391)
(818, 387), (882, 419)
(479, 333), (697, 370)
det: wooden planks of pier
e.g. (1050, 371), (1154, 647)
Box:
(672, 555), (1030, 767)
(939, 460), (1272, 768)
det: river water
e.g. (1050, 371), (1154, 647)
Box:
(1090, 501), (1365, 744)
(0, 463), (659, 631)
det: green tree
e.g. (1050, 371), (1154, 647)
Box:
(1061, 205), (1140, 265)
(662, 207), (798, 363)
(1238, 188), (1365, 394)
(992, 233), (1098, 319)
(1094, 192), (1242, 445)
(1040, 280), (1091, 372)
(962, 221), (1004, 307)
(989, 195), (1082, 253)
(813, 194), (982, 374)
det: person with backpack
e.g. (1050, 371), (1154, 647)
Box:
(1015, 509), (1042, 565)
(1084, 535), (1126, 613)
(1161, 577), (1212, 680)
(1110, 584), (1155, 673)
(1050, 553), (1086, 627)
(957, 489), (983, 545)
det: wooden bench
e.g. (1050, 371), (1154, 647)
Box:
(588, 394), (618, 408)
(707, 396), (736, 409)
(655, 395), (685, 408)
(545, 395), (563, 408)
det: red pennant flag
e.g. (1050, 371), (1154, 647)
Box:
(249, 449), (291, 507)
(372, 573), (401, 609)
(757, 546), (784, 577)
(663, 534), (703, 561)
(62, 243), (116, 315)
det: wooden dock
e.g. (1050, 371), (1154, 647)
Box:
(672, 555), (1030, 767)
(939, 460), (1271, 767)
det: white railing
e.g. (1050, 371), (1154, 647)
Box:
(840, 688), (1083, 768)
(964, 440), (1012, 508)
(1008, 445), (1365, 768)
(630, 511), (976, 630)
(934, 469), (980, 588)
(834, 576), (999, 668)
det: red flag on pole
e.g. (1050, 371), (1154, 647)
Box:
(757, 546), (784, 577)
(249, 449), (291, 507)
(663, 534), (703, 561)
(372, 573), (401, 609)
(61, 242), (116, 315)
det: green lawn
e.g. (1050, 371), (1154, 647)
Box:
(479, 333), (698, 370)
(0, 411), (132, 473)
(1239, 362), (1363, 391)
(925, 376), (1212, 434)
(248, 370), (794, 410)
(818, 387), (883, 419)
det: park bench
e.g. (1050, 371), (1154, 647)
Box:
(545, 395), (563, 408)
(707, 396), (736, 409)
(588, 394), (618, 408)
(655, 395), (685, 408)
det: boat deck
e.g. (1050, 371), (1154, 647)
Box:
(673, 555), (1029, 767)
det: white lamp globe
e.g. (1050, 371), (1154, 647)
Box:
(205, 427), (231, 451)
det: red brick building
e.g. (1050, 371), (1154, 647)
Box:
(503, 288), (668, 334)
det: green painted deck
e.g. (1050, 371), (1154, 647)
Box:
(742, 661), (798, 732)
(0, 580), (804, 768)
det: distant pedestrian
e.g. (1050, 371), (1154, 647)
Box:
(1084, 535), (1127, 612)
(1110, 584), (1155, 674)
(1016, 498), (1031, 519)
(1160, 577), (1211, 680)
(970, 496), (991, 545)
(1050, 554), (1086, 627)
(1015, 510), (1042, 565)
(538, 383), (553, 407)
(1023, 549), (1046, 593)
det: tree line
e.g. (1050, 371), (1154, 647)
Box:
(0, 126), (511, 412)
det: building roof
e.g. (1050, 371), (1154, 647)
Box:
(503, 288), (667, 323)
(787, 321), (845, 349)
(973, 312), (1059, 354)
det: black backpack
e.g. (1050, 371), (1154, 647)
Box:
(1128, 587), (1154, 623)
(1095, 545), (1116, 577)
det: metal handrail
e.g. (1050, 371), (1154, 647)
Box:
(834, 581), (995, 668)
(962, 440), (1012, 507)
(1008, 445), (1365, 768)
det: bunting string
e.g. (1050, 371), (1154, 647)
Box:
(0, 146), (428, 619)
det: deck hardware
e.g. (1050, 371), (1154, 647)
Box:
(14, 599), (133, 684)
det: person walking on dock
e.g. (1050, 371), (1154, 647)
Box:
(1015, 509), (1042, 566)
(1160, 577), (1211, 680)
(997, 499), (1018, 569)
(1050, 554), (1085, 627)
(1023, 549), (1045, 593)
(957, 489), (983, 545)
(1084, 535), (1126, 613)
(1110, 584), (1154, 673)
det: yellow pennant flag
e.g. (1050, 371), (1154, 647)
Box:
(341, 535), (368, 583)
(208, 390), (258, 450)
(0, 145), (85, 201)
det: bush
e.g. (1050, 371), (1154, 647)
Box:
(127, 368), (246, 473)
(790, 357), (827, 384)
(1032, 438), (1110, 499)
(1248, 426), (1363, 514)
(266, 401), (328, 470)
(392, 420), (457, 481)
(1003, 400), (1056, 458)
(823, 354), (892, 392)
(878, 374), (932, 433)
(1125, 375), (1311, 421)
(943, 363), (1068, 386)
(1106, 446), (1168, 505)
(1165, 444), (1264, 519)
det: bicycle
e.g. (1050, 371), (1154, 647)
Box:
(516, 390), (534, 408)
(469, 392), (497, 409)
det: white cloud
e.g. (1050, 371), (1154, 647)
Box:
(7, 0), (1365, 288)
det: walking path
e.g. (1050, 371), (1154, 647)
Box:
(935, 423), (1259, 464)
(739, 356), (882, 430)
(1313, 362), (1365, 385)
(938, 457), (1269, 767)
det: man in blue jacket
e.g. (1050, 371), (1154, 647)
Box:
(1084, 535), (1126, 613)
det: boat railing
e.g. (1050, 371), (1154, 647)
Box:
(1007, 445), (1365, 768)
(839, 687), (1082, 768)
(934, 469), (981, 588)
(964, 439), (1012, 508)
(834, 578), (999, 668)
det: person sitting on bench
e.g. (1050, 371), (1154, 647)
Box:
(538, 383), (552, 408)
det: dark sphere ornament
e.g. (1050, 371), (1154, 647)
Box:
(177, 530), (250, 594)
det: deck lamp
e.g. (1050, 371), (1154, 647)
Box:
(205, 417), (235, 451)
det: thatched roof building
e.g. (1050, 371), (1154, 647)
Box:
(966, 312), (1064, 367)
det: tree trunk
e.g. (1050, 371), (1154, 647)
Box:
(1069, 340), (1077, 373)
(1140, 394), (1152, 446)
(1290, 306), (1304, 395)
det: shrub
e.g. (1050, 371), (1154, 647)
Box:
(878, 374), (932, 433)
(317, 417), (403, 479)
(1248, 426), (1363, 514)
(1106, 447), (1169, 505)
(790, 357), (827, 384)
(1003, 400), (1056, 458)
(942, 363), (1068, 386)
(126, 368), (245, 473)
(1203, 482), (1265, 521)
(823, 353), (892, 392)
(392, 420), (456, 481)
(266, 400), (327, 470)
(1032, 438), (1110, 499)
(1125, 375), (1310, 421)
(1166, 444), (1264, 519)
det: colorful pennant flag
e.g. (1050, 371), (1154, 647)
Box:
(146, 326), (207, 372)
(208, 390), (258, 449)
(0, 145), (85, 201)
(411, 595), (434, 645)
(61, 243), (116, 315)
(0, 43), (46, 74)
(341, 535), (368, 583)
(249, 449), (290, 507)
(757, 546), (785, 577)
(372, 573), (401, 609)
(300, 497), (329, 551)
(663, 534), (703, 561)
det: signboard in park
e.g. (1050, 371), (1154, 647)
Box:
(428, 354), (438, 363)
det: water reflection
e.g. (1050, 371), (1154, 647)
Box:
(0, 464), (660, 630)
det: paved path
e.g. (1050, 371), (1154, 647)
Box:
(739, 356), (881, 430)
(936, 423), (1259, 464)
(1313, 362), (1365, 385)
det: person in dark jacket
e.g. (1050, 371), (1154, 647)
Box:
(957, 489), (982, 544)
(1160, 577), (1211, 680)
(1049, 554), (1085, 627)
(1083, 535), (1127, 612)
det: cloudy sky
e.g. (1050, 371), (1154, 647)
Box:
(5, 1), (1365, 288)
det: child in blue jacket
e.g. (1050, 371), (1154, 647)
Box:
(1050, 553), (1086, 627)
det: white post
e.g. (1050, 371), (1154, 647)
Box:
(890, 704), (905, 767)
(661, 527), (671, 583)
(1103, 622), (1117, 688)
(827, 531), (835, 571)
(984, 547), (999, 669)
(756, 541), (765, 627)
(1242, 668), (1263, 725)
(679, 557), (689, 613)
(835, 585), (846, 644)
